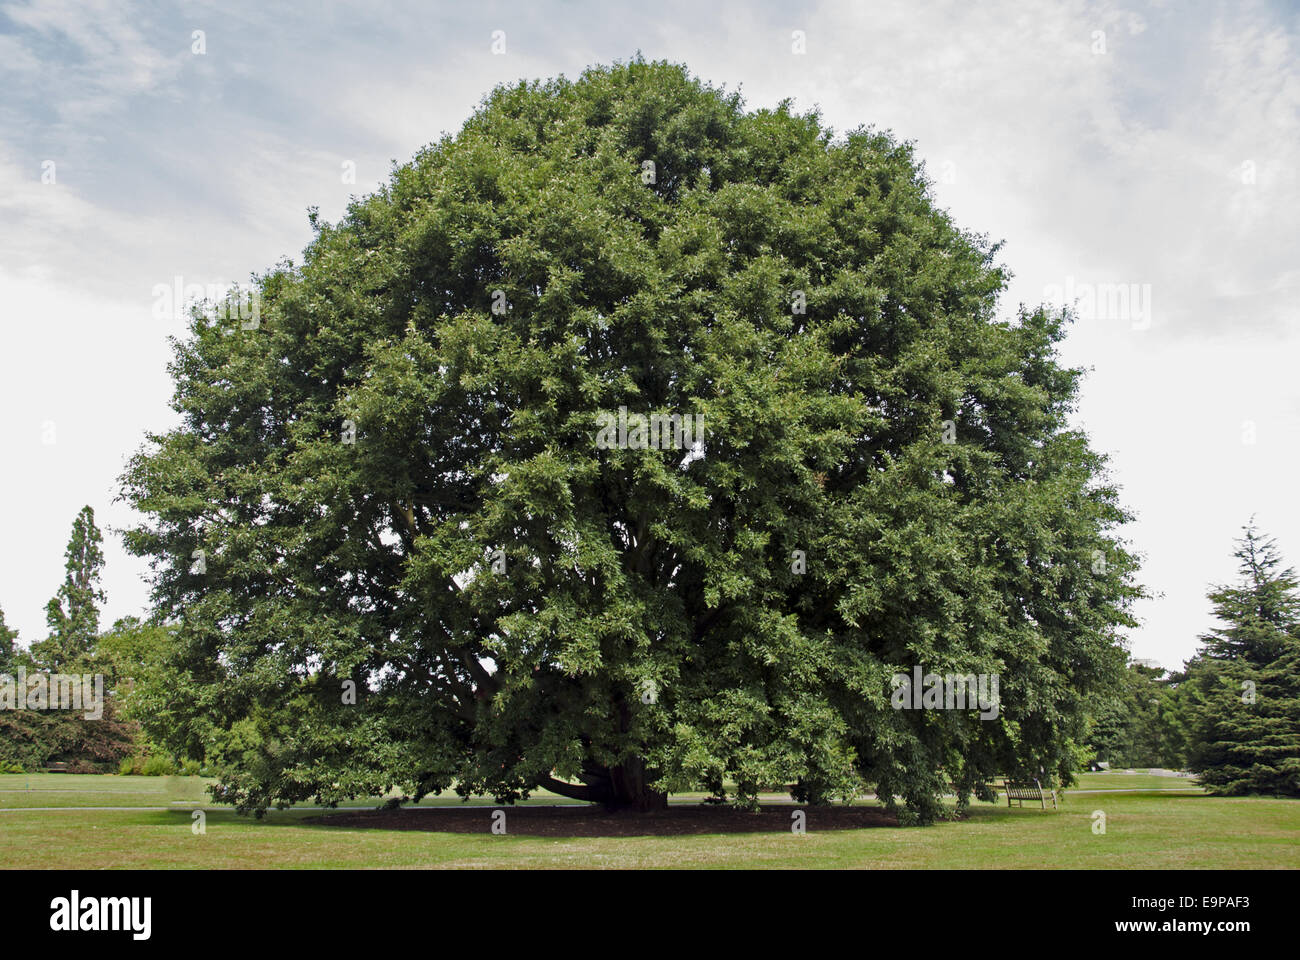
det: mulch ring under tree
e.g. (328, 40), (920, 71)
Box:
(305, 803), (899, 837)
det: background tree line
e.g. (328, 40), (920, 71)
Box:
(0, 506), (190, 775)
(5, 507), (1297, 797)
(1085, 521), (1300, 795)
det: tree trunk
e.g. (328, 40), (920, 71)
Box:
(605, 757), (668, 811)
(541, 757), (667, 811)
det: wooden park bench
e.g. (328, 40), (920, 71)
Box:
(43, 762), (70, 773)
(1001, 778), (1057, 810)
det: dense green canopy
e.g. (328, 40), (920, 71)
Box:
(122, 59), (1140, 820)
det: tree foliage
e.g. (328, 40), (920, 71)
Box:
(0, 697), (135, 774)
(0, 604), (16, 674)
(1085, 661), (1184, 768)
(1183, 522), (1300, 795)
(121, 59), (1140, 819)
(0, 509), (135, 773)
(1196, 522), (1299, 665)
(31, 505), (106, 672)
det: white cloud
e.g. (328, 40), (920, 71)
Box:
(4, 0), (183, 118)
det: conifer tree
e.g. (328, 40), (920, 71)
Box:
(1185, 522), (1300, 795)
(1197, 521), (1300, 666)
(32, 506), (106, 671)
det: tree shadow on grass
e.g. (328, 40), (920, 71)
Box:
(302, 803), (898, 837)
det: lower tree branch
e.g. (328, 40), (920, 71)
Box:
(539, 774), (605, 803)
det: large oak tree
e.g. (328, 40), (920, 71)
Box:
(122, 59), (1140, 820)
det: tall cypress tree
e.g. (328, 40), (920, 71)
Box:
(32, 506), (106, 671)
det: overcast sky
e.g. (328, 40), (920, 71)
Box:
(1, 0), (1296, 670)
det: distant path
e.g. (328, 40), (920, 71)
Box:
(1064, 788), (1204, 795)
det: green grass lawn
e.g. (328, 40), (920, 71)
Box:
(1063, 771), (1203, 792)
(0, 773), (476, 809)
(1, 771), (1294, 869)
